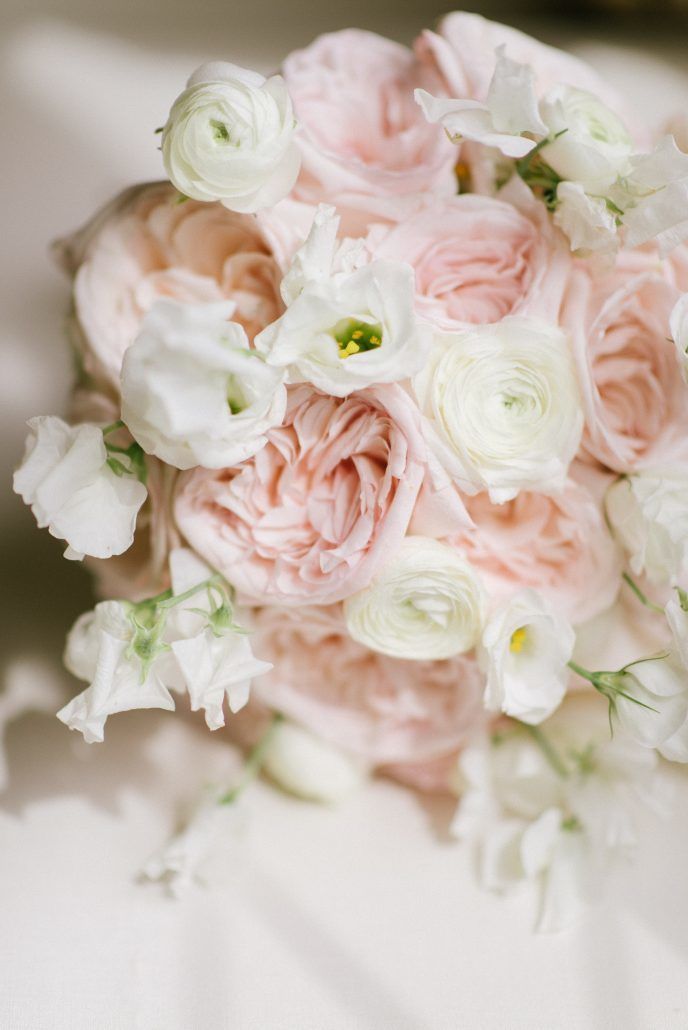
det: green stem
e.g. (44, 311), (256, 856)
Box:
(102, 419), (125, 436)
(155, 574), (226, 611)
(622, 572), (664, 615)
(219, 713), (284, 805)
(522, 723), (569, 779)
(567, 660), (598, 685)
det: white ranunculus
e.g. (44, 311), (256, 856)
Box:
(415, 46), (546, 159)
(162, 61), (300, 214)
(539, 85), (633, 193)
(13, 416), (147, 561)
(612, 652), (688, 754)
(605, 469), (688, 585)
(263, 721), (367, 802)
(256, 206), (428, 396)
(553, 181), (619, 256)
(452, 697), (670, 931)
(670, 293), (688, 382)
(121, 299), (286, 470)
(58, 600), (179, 743)
(344, 536), (486, 660)
(480, 590), (575, 724)
(617, 136), (688, 254)
(414, 317), (583, 503)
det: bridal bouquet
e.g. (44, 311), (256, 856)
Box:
(14, 12), (688, 928)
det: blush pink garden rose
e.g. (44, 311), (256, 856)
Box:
(441, 474), (622, 625)
(281, 29), (457, 233)
(366, 181), (570, 327)
(251, 604), (485, 765)
(54, 181), (283, 388)
(174, 384), (427, 606)
(563, 253), (688, 473)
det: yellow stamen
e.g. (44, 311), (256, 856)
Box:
(510, 627), (528, 654)
(339, 340), (360, 358)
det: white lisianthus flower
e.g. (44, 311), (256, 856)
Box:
(539, 85), (633, 193)
(121, 299), (286, 470)
(58, 600), (180, 743)
(480, 590), (575, 724)
(670, 293), (688, 382)
(343, 536), (486, 660)
(262, 721), (368, 802)
(453, 697), (670, 932)
(256, 207), (428, 396)
(161, 61), (300, 213)
(553, 181), (619, 256)
(13, 416), (146, 561)
(414, 317), (583, 503)
(610, 652), (688, 757)
(605, 469), (688, 585)
(415, 46), (547, 159)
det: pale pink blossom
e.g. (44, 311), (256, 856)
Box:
(174, 384), (427, 606)
(252, 604), (485, 764)
(54, 182), (282, 387)
(282, 30), (456, 233)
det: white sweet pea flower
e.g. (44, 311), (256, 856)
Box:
(617, 136), (688, 255)
(121, 299), (286, 470)
(453, 697), (670, 931)
(58, 600), (179, 743)
(553, 181), (619, 256)
(344, 536), (486, 660)
(161, 61), (300, 213)
(256, 208), (428, 396)
(414, 317), (583, 503)
(415, 46), (547, 159)
(609, 651), (688, 755)
(539, 85), (633, 193)
(143, 797), (244, 897)
(666, 589), (688, 670)
(13, 416), (146, 561)
(480, 590), (575, 724)
(605, 468), (688, 585)
(263, 721), (367, 802)
(670, 293), (688, 382)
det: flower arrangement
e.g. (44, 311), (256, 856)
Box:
(14, 12), (688, 929)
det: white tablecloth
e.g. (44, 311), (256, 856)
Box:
(2, 9), (688, 1028)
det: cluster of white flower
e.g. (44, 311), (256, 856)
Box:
(417, 48), (688, 257)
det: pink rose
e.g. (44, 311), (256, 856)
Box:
(416, 12), (630, 122)
(54, 182), (283, 388)
(564, 254), (688, 472)
(444, 474), (622, 624)
(174, 384), (427, 605)
(282, 30), (456, 233)
(252, 604), (485, 764)
(367, 182), (570, 327)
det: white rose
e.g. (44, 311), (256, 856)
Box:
(414, 317), (583, 503)
(13, 416), (146, 560)
(553, 181), (618, 256)
(415, 47), (547, 159)
(121, 299), (286, 470)
(666, 590), (688, 671)
(344, 536), (486, 660)
(605, 469), (688, 585)
(256, 206), (428, 397)
(162, 62), (300, 214)
(480, 590), (575, 724)
(539, 85), (632, 193)
(670, 293), (688, 382)
(263, 721), (367, 802)
(612, 652), (688, 755)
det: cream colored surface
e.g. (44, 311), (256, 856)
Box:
(2, 8), (688, 1028)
